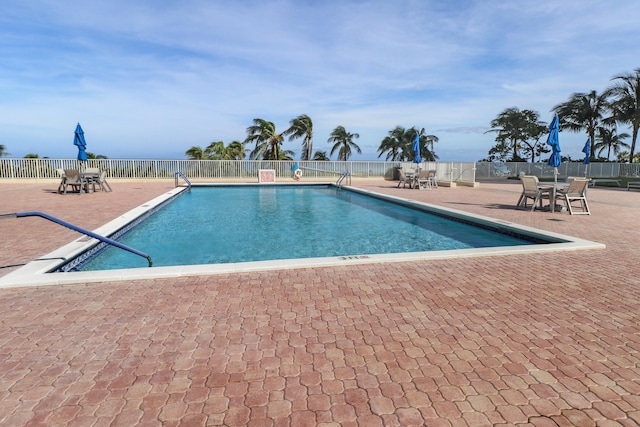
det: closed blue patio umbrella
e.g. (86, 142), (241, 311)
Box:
(582, 138), (590, 177)
(546, 115), (561, 183)
(412, 133), (422, 165)
(73, 123), (88, 165)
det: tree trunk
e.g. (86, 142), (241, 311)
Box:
(629, 126), (638, 163)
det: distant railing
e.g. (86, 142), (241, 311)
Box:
(4, 158), (638, 181)
(475, 161), (635, 180)
(395, 161), (476, 185)
(0, 159), (478, 183)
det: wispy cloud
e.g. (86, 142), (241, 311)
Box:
(436, 127), (489, 134)
(1, 0), (639, 160)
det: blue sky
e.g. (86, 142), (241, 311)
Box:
(1, 0), (639, 161)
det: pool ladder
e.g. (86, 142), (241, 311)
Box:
(1, 211), (153, 267)
(174, 171), (192, 190)
(336, 171), (351, 188)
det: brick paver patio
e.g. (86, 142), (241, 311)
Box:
(1, 179), (639, 426)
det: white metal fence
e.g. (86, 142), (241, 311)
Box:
(2, 158), (635, 181)
(0, 158), (478, 183)
(475, 162), (639, 180)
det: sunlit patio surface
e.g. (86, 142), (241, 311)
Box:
(1, 178), (639, 426)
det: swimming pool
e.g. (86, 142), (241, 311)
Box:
(73, 185), (536, 271)
(0, 184), (605, 287)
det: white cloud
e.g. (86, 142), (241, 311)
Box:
(1, 0), (639, 161)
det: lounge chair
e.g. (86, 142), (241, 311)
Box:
(554, 178), (590, 215)
(417, 169), (437, 190)
(416, 169), (430, 190)
(59, 169), (84, 194)
(56, 169), (66, 194)
(93, 169), (112, 192)
(397, 168), (414, 188)
(517, 175), (550, 211)
(427, 170), (438, 189)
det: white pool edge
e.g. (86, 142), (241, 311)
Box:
(0, 184), (605, 289)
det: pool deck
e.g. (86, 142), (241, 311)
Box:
(1, 178), (639, 426)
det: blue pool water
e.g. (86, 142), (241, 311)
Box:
(77, 186), (535, 271)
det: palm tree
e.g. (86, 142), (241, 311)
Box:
(284, 114), (313, 161)
(226, 141), (246, 160)
(378, 126), (408, 161)
(185, 146), (207, 160)
(486, 107), (525, 161)
(486, 107), (544, 161)
(616, 150), (640, 163)
(552, 90), (610, 161)
(245, 119), (284, 160)
(412, 127), (439, 161)
(606, 68), (640, 163)
(378, 126), (439, 161)
(328, 126), (361, 161)
(186, 141), (246, 160)
(274, 149), (295, 160)
(594, 126), (629, 160)
(205, 141), (226, 160)
(0, 144), (9, 157)
(312, 151), (329, 161)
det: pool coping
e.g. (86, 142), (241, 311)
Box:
(0, 184), (605, 288)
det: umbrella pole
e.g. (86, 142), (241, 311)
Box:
(77, 160), (87, 194)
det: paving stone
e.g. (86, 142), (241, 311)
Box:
(329, 403), (356, 423)
(2, 181), (640, 426)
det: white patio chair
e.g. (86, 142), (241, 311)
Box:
(59, 169), (84, 194)
(397, 168), (414, 188)
(554, 178), (590, 215)
(517, 175), (550, 212)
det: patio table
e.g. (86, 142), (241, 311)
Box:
(538, 182), (569, 213)
(81, 172), (100, 193)
(404, 170), (419, 189)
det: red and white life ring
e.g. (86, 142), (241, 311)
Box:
(293, 168), (303, 180)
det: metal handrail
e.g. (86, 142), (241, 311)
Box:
(336, 171), (351, 188)
(174, 171), (192, 189)
(2, 211), (152, 267)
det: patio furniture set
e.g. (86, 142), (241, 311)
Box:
(57, 168), (112, 194)
(517, 175), (590, 215)
(397, 168), (438, 190)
